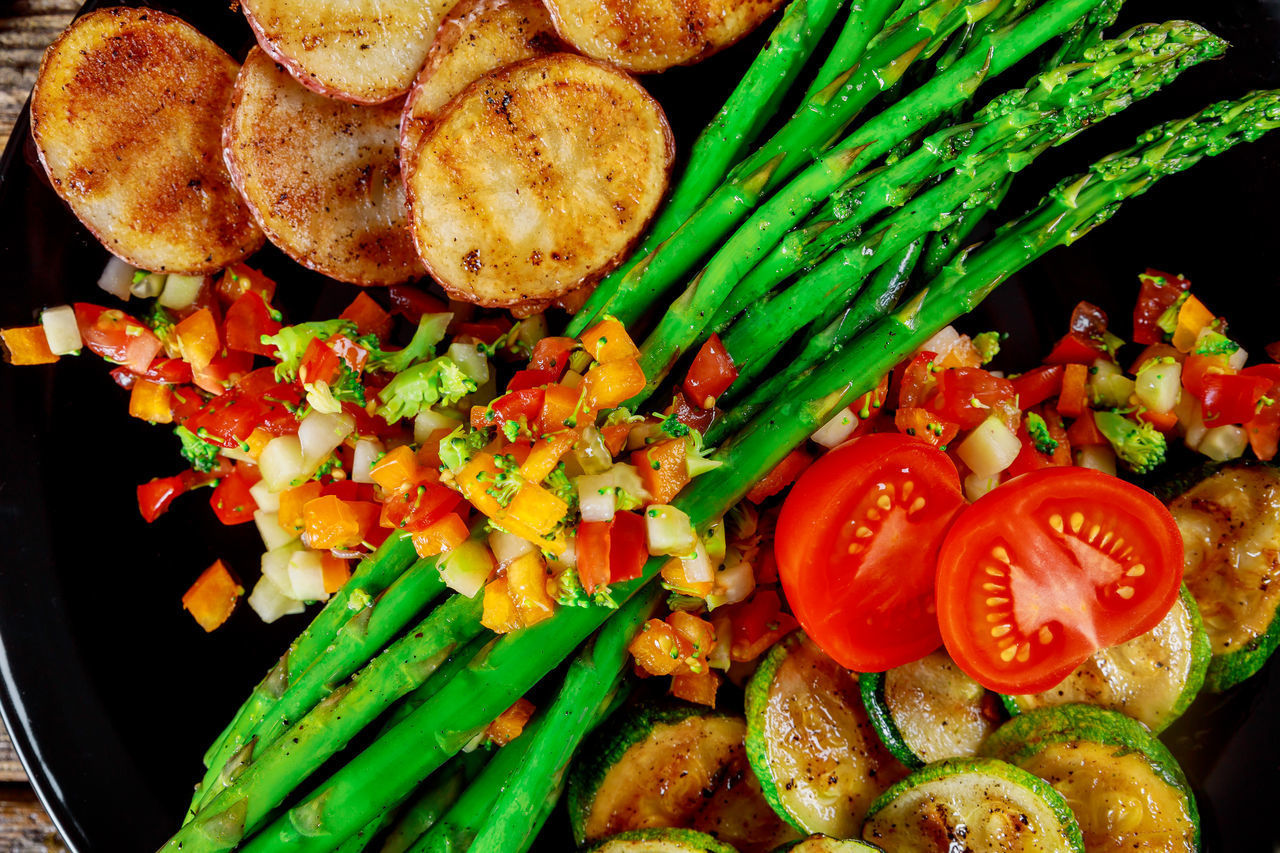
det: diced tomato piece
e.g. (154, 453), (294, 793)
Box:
(609, 510), (649, 584)
(896, 351), (938, 408)
(225, 292), (280, 356)
(329, 335), (369, 373)
(725, 589), (798, 662)
(507, 368), (558, 392)
(1044, 331), (1105, 365)
(629, 619), (689, 676)
(1128, 343), (1184, 374)
(137, 474), (188, 523)
(672, 391), (716, 433)
(216, 264), (276, 305)
(582, 358), (645, 409)
(115, 357), (193, 387)
(472, 388), (546, 430)
(129, 379), (173, 424)
(1242, 365), (1280, 461)
(1007, 408), (1071, 478)
(299, 337), (341, 386)
(74, 303), (162, 373)
(580, 317), (640, 363)
(632, 439), (690, 505)
(0, 326), (58, 365)
(928, 368), (1018, 431)
(454, 320), (509, 345)
(529, 337), (576, 378)
(1182, 353), (1233, 398)
(1056, 363), (1090, 418)
(853, 374), (891, 419)
(894, 407), (959, 449)
(193, 349), (254, 395)
(169, 385), (205, 425)
(1133, 269), (1190, 345)
(339, 292), (393, 340)
(1069, 301), (1109, 339)
(577, 520), (612, 594)
(1200, 373), (1273, 426)
(746, 449), (813, 504)
(182, 560), (242, 632)
(210, 471), (258, 525)
(683, 334), (738, 408)
(1011, 365), (1063, 410)
(380, 481), (461, 533)
(1066, 409), (1107, 447)
(386, 285), (448, 323)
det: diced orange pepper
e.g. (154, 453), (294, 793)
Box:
(893, 407), (957, 449)
(628, 619), (691, 676)
(506, 483), (568, 537)
(632, 439), (690, 505)
(497, 517), (567, 556)
(1172, 295), (1216, 353)
(369, 445), (419, 494)
(457, 453), (505, 519)
(481, 577), (522, 634)
(539, 384), (583, 432)
(601, 424), (631, 456)
(129, 378), (173, 424)
(746, 449), (812, 504)
(580, 316), (640, 363)
(339, 292), (393, 340)
(321, 553), (352, 594)
(244, 427), (273, 460)
(303, 494), (364, 549)
(182, 559), (242, 632)
(667, 611), (716, 674)
(582, 358), (646, 410)
(520, 429), (577, 483)
(660, 558), (714, 599)
(670, 669), (721, 707)
(279, 482), (324, 534)
(175, 307), (220, 371)
(411, 512), (469, 558)
(505, 551), (555, 627)
(485, 698), (536, 746)
(1, 326), (58, 365)
(415, 429), (455, 470)
(1137, 407), (1180, 432)
(1056, 362), (1090, 418)
(505, 441), (532, 467)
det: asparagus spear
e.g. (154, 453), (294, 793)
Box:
(378, 751), (489, 853)
(188, 532), (418, 821)
(567, 0), (1005, 338)
(191, 559), (449, 814)
(717, 20), (1224, 390)
(570, 0), (876, 329)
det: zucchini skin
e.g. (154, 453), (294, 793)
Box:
(981, 704), (1200, 850)
(585, 828), (740, 853)
(859, 671), (924, 770)
(1205, 601), (1280, 692)
(744, 632), (801, 832)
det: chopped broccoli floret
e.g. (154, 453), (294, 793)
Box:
(375, 357), (476, 423)
(311, 455), (341, 480)
(175, 425), (221, 473)
(659, 413), (690, 438)
(439, 425), (488, 473)
(684, 431), (722, 478)
(261, 319), (357, 381)
(1193, 330), (1239, 357)
(367, 313), (451, 374)
(1094, 411), (1166, 474)
(552, 564), (591, 607)
(545, 463), (577, 511)
(1024, 412), (1059, 455)
(1156, 292), (1190, 337)
(501, 419), (522, 441)
(305, 365), (366, 414)
(972, 331), (1001, 364)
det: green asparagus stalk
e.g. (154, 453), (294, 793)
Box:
(223, 91), (1280, 853)
(191, 558), (449, 814)
(801, 0), (906, 98)
(163, 592), (486, 852)
(378, 751), (490, 853)
(462, 585), (662, 852)
(570, 0), (875, 328)
(188, 532), (418, 821)
(378, 633), (494, 736)
(716, 20), (1224, 390)
(567, 0), (1006, 338)
(1048, 0), (1123, 65)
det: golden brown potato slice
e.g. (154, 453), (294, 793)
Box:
(242, 0), (458, 104)
(30, 7), (263, 274)
(401, 0), (563, 159)
(544, 0), (785, 73)
(407, 53), (673, 308)
(225, 48), (426, 287)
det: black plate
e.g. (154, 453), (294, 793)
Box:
(1, 0), (1279, 850)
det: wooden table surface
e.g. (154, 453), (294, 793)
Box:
(2, 4), (84, 849)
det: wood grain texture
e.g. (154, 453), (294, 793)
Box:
(0, 788), (68, 852)
(0, 0), (79, 149)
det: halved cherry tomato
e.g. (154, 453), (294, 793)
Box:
(775, 434), (966, 671)
(74, 303), (163, 373)
(936, 467), (1183, 694)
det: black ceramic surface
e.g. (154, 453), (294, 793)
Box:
(0, 0), (1278, 850)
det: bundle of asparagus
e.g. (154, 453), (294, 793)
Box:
(161, 0), (1280, 848)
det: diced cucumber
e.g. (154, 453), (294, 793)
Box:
(585, 828), (738, 853)
(744, 632), (909, 838)
(981, 705), (1199, 852)
(861, 650), (1003, 768)
(1167, 464), (1280, 690)
(567, 703), (797, 853)
(862, 757), (1084, 852)
(1001, 585), (1209, 732)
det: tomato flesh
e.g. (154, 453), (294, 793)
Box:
(936, 468), (1182, 693)
(775, 434), (965, 671)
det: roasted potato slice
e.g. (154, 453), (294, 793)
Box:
(401, 0), (562, 159)
(407, 53), (673, 308)
(225, 48), (426, 287)
(30, 7), (263, 275)
(242, 0), (457, 104)
(544, 0), (785, 73)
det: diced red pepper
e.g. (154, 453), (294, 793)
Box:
(1066, 409), (1107, 447)
(74, 303), (162, 373)
(1056, 363), (1090, 418)
(1200, 373), (1273, 426)
(746, 449), (812, 504)
(339, 292), (393, 340)
(529, 337), (576, 379)
(299, 337), (342, 385)
(1136, 408), (1179, 432)
(210, 470), (258, 525)
(455, 320), (509, 345)
(608, 510), (648, 584)
(537, 385), (582, 433)
(576, 520), (612, 595)
(138, 474), (188, 523)
(632, 439), (690, 505)
(1133, 269), (1190, 345)
(580, 317), (640, 363)
(725, 589), (798, 662)
(507, 368), (558, 392)
(1011, 365), (1063, 410)
(224, 291), (280, 356)
(471, 388), (546, 431)
(1, 326), (58, 365)
(683, 334), (738, 408)
(1044, 331), (1105, 365)
(380, 481), (461, 533)
(1182, 353), (1233, 398)
(582, 358), (646, 409)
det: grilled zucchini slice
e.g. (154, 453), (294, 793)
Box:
(1002, 585), (1210, 732)
(862, 757), (1085, 852)
(585, 828), (739, 852)
(982, 705), (1200, 852)
(1168, 464), (1280, 690)
(861, 649), (1004, 769)
(31, 7), (262, 274)
(567, 703), (796, 853)
(745, 632), (909, 838)
(782, 838), (884, 851)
